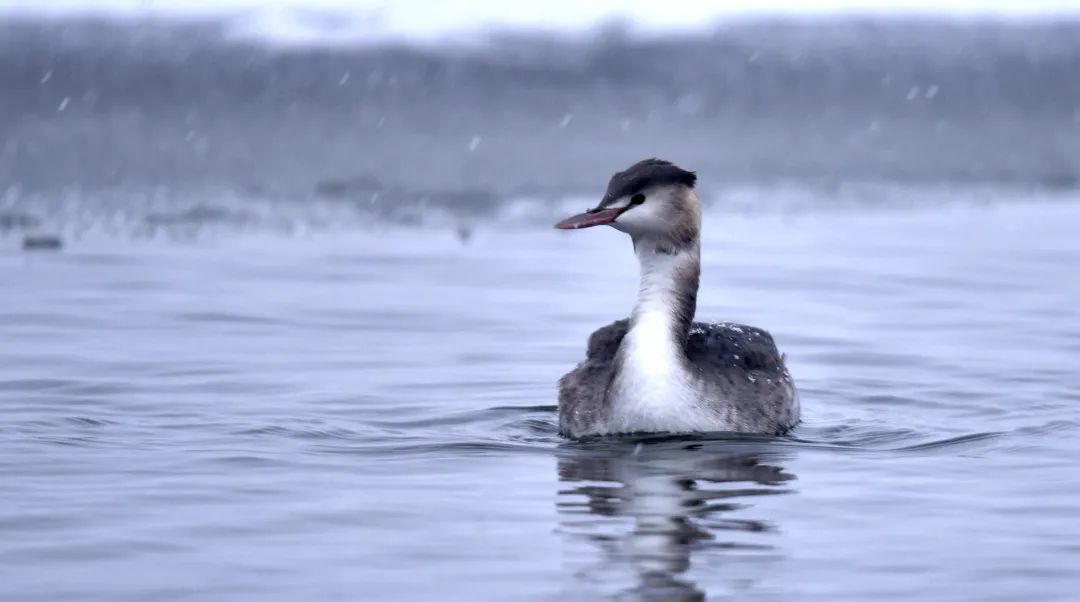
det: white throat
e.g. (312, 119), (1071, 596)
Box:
(608, 240), (705, 434)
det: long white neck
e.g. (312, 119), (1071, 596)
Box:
(630, 240), (700, 343)
(607, 238), (703, 433)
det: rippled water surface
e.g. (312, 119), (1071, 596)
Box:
(3, 195), (1080, 601)
(4, 12), (1080, 599)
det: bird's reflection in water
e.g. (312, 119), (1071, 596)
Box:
(557, 439), (795, 601)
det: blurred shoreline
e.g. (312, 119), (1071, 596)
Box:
(2, 15), (1079, 234)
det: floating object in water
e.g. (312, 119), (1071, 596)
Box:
(456, 225), (473, 244)
(22, 234), (63, 251)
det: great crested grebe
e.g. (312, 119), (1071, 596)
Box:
(555, 159), (799, 439)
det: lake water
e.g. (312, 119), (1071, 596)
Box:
(3, 14), (1080, 601)
(3, 192), (1080, 601)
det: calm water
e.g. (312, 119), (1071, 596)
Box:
(3, 194), (1080, 601)
(4, 13), (1080, 601)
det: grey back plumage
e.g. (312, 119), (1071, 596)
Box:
(558, 320), (798, 438)
(558, 320), (629, 438)
(684, 322), (799, 434)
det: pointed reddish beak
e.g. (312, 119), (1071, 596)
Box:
(554, 207), (622, 230)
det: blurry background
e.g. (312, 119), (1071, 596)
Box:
(3, 2), (1080, 602)
(2, 0), (1079, 233)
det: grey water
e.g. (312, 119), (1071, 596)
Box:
(3, 15), (1080, 602)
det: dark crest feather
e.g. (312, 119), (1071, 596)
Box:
(599, 158), (697, 207)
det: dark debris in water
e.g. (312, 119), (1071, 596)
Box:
(22, 234), (63, 251)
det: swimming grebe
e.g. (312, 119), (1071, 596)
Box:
(555, 159), (799, 439)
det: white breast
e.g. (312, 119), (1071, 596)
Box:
(607, 283), (720, 434)
(602, 238), (733, 435)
